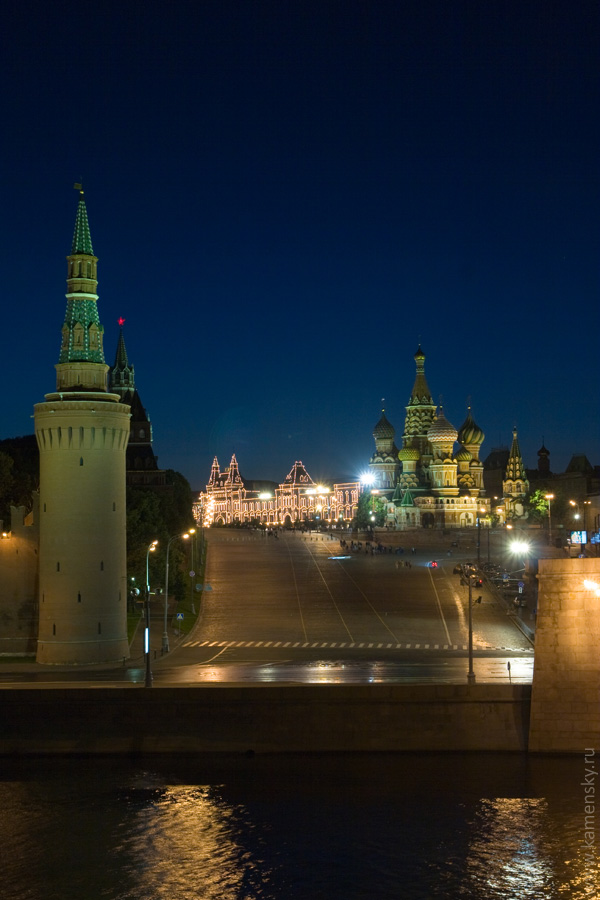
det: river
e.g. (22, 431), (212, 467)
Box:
(1, 752), (596, 899)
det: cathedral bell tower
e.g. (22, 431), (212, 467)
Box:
(34, 187), (131, 665)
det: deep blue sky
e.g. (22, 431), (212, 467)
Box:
(1, 0), (598, 490)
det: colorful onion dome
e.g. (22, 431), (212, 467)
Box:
(458, 407), (485, 445)
(373, 411), (395, 440)
(398, 446), (420, 461)
(427, 409), (458, 443)
(455, 445), (472, 462)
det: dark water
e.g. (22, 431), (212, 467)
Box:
(1, 753), (597, 899)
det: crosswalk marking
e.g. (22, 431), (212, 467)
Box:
(180, 638), (534, 652)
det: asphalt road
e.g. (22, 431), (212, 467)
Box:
(158, 530), (534, 683)
(0, 529), (535, 686)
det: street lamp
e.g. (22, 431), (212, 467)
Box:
(571, 500), (591, 552)
(466, 572), (476, 685)
(545, 493), (554, 546)
(188, 528), (197, 614)
(144, 539), (158, 688)
(163, 530), (192, 653)
(583, 501), (591, 549)
(476, 507), (486, 565)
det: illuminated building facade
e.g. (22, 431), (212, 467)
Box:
(369, 346), (490, 529)
(194, 456), (359, 527)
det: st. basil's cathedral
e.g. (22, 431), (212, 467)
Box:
(369, 346), (490, 529)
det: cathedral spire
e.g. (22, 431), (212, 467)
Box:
(503, 427), (529, 514)
(410, 346), (433, 405)
(54, 187), (109, 394)
(403, 345), (436, 455)
(505, 427), (526, 482)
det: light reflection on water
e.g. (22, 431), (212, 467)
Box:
(115, 781), (274, 899)
(1, 754), (597, 900)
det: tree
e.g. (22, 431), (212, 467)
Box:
(0, 452), (15, 523)
(524, 488), (567, 528)
(354, 492), (387, 530)
(523, 489), (549, 524)
(126, 470), (195, 604)
(0, 435), (39, 524)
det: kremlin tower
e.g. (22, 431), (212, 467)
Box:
(109, 322), (165, 486)
(34, 187), (130, 664)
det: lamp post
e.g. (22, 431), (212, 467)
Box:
(583, 501), (591, 550)
(572, 500), (591, 552)
(189, 527), (196, 614)
(144, 540), (158, 688)
(163, 531), (192, 654)
(476, 507), (486, 565)
(545, 493), (554, 546)
(467, 573), (476, 685)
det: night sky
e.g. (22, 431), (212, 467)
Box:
(1, 1), (598, 491)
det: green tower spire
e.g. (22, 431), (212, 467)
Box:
(71, 186), (94, 255)
(54, 186), (109, 392)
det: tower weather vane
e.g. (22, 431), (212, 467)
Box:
(73, 182), (84, 194)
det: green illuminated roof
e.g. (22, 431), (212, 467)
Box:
(71, 195), (94, 255)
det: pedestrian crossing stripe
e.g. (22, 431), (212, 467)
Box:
(182, 639), (534, 652)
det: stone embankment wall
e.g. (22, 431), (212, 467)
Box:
(529, 557), (600, 753)
(0, 683), (530, 755)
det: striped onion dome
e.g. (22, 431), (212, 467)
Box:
(455, 445), (472, 462)
(427, 409), (458, 443)
(458, 407), (485, 446)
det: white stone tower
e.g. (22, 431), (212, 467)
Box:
(34, 187), (131, 664)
